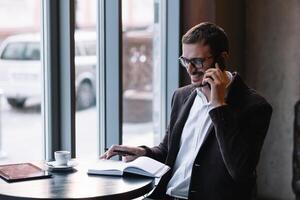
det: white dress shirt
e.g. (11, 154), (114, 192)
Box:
(166, 71), (233, 199)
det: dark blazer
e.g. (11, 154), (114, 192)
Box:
(141, 72), (273, 200)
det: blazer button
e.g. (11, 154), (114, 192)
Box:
(194, 163), (200, 167)
(190, 190), (197, 197)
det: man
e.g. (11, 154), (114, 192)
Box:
(100, 22), (272, 200)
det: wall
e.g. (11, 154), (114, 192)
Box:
(180, 0), (244, 85)
(215, 0), (245, 72)
(180, 0), (300, 199)
(180, 0), (215, 85)
(245, 0), (300, 199)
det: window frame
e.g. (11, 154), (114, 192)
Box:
(104, 0), (181, 149)
(166, 0), (181, 121)
(96, 0), (106, 156)
(42, 0), (76, 160)
(102, 0), (123, 151)
(42, 0), (180, 159)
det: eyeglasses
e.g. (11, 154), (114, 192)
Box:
(179, 56), (213, 69)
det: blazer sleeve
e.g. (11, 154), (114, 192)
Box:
(139, 90), (178, 163)
(208, 102), (272, 183)
(139, 126), (170, 163)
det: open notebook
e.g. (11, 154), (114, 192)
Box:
(87, 156), (170, 178)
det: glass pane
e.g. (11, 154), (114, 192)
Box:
(1, 43), (26, 60)
(75, 0), (98, 160)
(122, 0), (162, 146)
(24, 42), (40, 60)
(0, 0), (43, 163)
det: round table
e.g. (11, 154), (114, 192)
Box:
(0, 161), (155, 200)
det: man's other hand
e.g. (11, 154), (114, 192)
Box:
(99, 145), (146, 162)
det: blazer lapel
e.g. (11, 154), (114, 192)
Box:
(166, 89), (197, 166)
(200, 123), (214, 147)
(196, 72), (247, 155)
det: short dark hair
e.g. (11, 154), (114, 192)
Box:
(182, 22), (229, 57)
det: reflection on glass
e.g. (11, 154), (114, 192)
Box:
(75, 0), (98, 160)
(0, 0), (43, 163)
(122, 0), (162, 147)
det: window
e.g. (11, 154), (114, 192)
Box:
(1, 43), (26, 60)
(0, 0), (43, 163)
(75, 0), (98, 160)
(1, 42), (40, 60)
(24, 42), (40, 60)
(0, 0), (179, 162)
(83, 42), (97, 56)
(122, 0), (164, 146)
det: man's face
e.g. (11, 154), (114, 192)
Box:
(181, 42), (214, 87)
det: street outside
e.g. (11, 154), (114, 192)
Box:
(0, 96), (155, 164)
(0, 0), (158, 165)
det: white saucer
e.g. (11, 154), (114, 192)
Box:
(45, 160), (77, 171)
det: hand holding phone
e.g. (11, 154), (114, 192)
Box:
(201, 63), (229, 107)
(214, 55), (226, 71)
(199, 55), (225, 89)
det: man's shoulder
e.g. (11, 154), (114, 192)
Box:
(168, 84), (196, 107)
(174, 84), (195, 95)
(230, 72), (272, 110)
(173, 84), (195, 100)
(244, 87), (272, 111)
(233, 77), (272, 112)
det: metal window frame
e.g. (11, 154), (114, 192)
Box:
(42, 0), (76, 160)
(42, 0), (180, 159)
(157, 0), (181, 140)
(102, 0), (123, 151)
(166, 0), (180, 121)
(103, 0), (181, 147)
(97, 0), (106, 156)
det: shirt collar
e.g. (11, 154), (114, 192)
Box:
(225, 71), (233, 88)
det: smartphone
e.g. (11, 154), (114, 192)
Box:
(214, 55), (226, 71)
(200, 55), (226, 88)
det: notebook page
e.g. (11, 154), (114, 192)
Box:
(126, 156), (166, 175)
(90, 159), (128, 171)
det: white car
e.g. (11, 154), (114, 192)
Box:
(0, 31), (97, 109)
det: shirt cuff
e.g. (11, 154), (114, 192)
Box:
(208, 104), (230, 123)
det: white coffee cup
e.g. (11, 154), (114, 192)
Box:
(54, 151), (71, 166)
